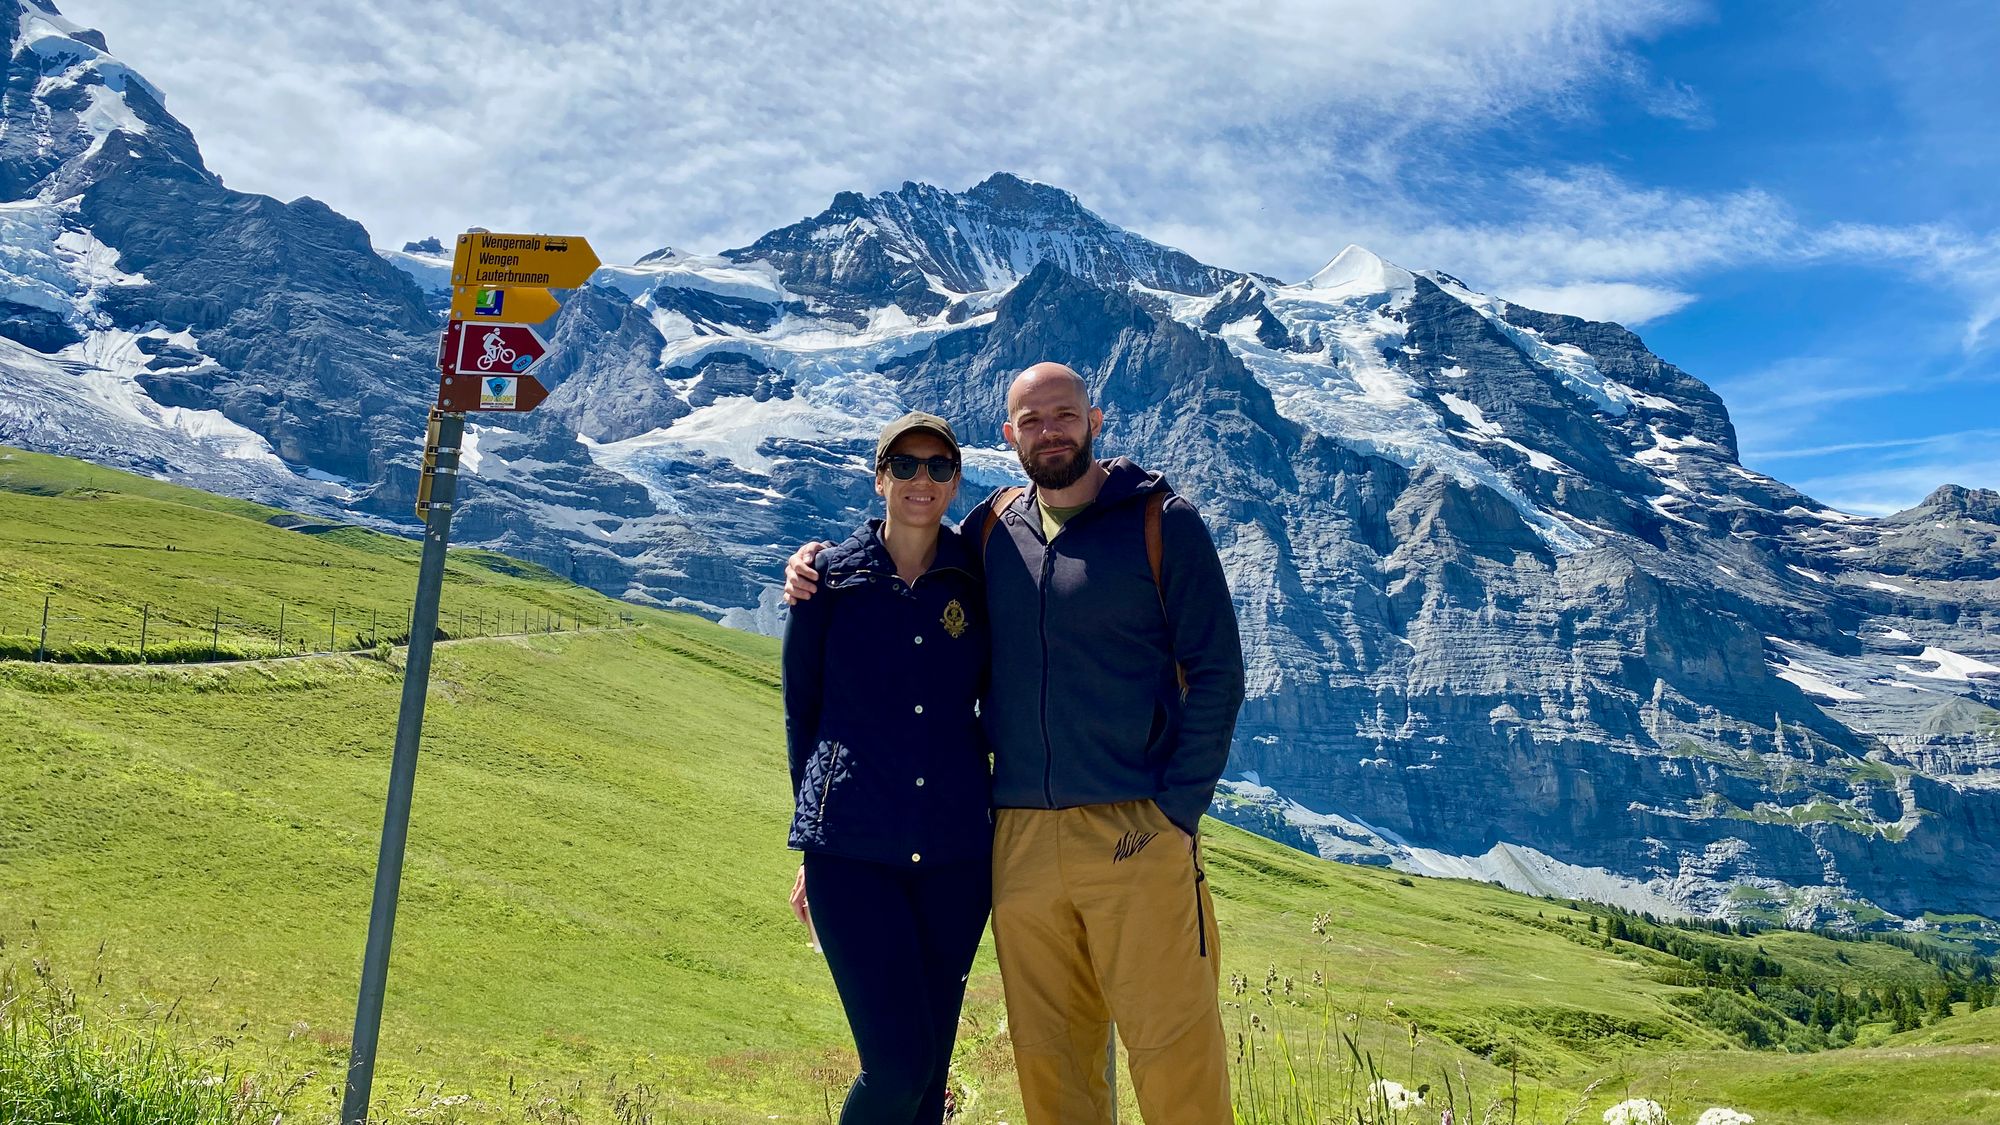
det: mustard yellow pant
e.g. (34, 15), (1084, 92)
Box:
(992, 800), (1229, 1124)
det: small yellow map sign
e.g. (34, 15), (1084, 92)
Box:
(449, 285), (562, 323)
(451, 233), (600, 289)
(478, 376), (520, 410)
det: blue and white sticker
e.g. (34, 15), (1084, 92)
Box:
(480, 376), (519, 409)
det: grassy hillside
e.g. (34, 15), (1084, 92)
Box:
(0, 446), (615, 659)
(4, 449), (1996, 1124)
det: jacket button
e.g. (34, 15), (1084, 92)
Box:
(915, 777), (926, 787)
(913, 704), (923, 715)
(911, 853), (922, 863)
(914, 635), (924, 644)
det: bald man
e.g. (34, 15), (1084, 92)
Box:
(786, 362), (1245, 1124)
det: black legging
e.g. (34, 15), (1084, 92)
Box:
(804, 851), (992, 1124)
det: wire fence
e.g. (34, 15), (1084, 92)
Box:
(0, 592), (636, 666)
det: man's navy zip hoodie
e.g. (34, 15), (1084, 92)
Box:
(967, 457), (1245, 836)
(781, 520), (992, 867)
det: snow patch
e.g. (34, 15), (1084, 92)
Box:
(377, 246), (451, 293)
(1770, 658), (1866, 702)
(596, 252), (790, 304)
(1898, 647), (2000, 682)
(53, 328), (287, 468)
(1302, 245), (1415, 303)
(1438, 393), (1501, 437)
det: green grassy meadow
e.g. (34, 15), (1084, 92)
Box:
(0, 448), (615, 660)
(3, 446), (1997, 1123)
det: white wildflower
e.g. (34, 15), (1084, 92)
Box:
(1696, 1110), (1754, 1125)
(1368, 1079), (1425, 1111)
(199, 1075), (225, 1088)
(1603, 1099), (1668, 1125)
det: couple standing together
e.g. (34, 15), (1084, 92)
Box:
(781, 361), (1246, 1124)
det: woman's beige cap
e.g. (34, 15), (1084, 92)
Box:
(874, 411), (960, 466)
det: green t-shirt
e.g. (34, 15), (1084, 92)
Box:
(1038, 498), (1092, 541)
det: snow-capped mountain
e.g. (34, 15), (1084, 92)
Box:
(5, 1), (1998, 932)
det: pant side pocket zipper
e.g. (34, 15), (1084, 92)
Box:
(1194, 868), (1208, 958)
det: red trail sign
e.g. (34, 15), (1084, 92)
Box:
(439, 320), (548, 377)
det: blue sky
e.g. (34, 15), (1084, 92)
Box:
(59, 0), (2000, 514)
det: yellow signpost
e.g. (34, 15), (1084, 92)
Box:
(449, 284), (562, 323)
(347, 227), (598, 1125)
(450, 232), (600, 289)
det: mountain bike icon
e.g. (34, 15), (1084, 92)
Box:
(476, 328), (516, 371)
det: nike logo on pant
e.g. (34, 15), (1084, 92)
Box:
(1113, 830), (1157, 863)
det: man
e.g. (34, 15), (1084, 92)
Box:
(786, 362), (1245, 1124)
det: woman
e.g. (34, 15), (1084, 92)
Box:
(782, 410), (992, 1124)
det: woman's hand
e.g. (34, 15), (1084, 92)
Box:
(789, 864), (809, 925)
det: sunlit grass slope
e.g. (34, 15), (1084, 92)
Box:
(0, 445), (617, 657)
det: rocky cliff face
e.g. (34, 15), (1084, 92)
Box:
(4, 1), (1997, 930)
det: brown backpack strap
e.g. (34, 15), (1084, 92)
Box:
(1144, 493), (1189, 697)
(982, 486), (1026, 555)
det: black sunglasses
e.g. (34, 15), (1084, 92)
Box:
(883, 454), (960, 483)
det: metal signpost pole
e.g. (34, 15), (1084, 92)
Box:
(339, 230), (594, 1125)
(341, 410), (464, 1125)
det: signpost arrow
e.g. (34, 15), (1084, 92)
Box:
(436, 320), (551, 412)
(449, 284), (562, 323)
(440, 319), (548, 377)
(450, 232), (600, 290)
(437, 371), (549, 413)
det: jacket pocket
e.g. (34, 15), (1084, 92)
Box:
(816, 739), (848, 823)
(798, 739), (850, 828)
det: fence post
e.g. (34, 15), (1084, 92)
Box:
(36, 594), (50, 662)
(211, 607), (220, 660)
(140, 604), (150, 664)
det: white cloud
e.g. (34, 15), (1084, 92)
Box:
(1755, 429), (2000, 461)
(44, 0), (2000, 352)
(1497, 281), (1696, 325)
(58, 0), (1696, 266)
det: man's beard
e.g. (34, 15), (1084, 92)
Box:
(1020, 428), (1094, 489)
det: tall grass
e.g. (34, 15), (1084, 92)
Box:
(0, 960), (301, 1125)
(1226, 962), (1642, 1125)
